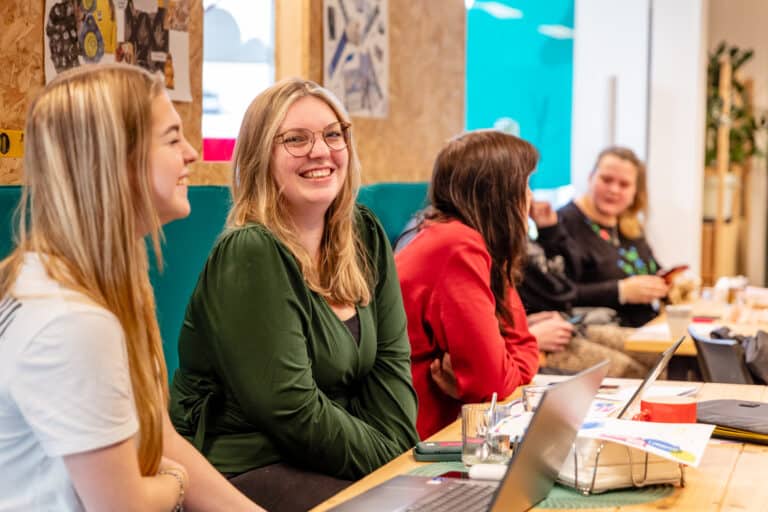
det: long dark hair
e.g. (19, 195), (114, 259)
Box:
(421, 130), (538, 329)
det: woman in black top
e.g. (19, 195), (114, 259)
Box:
(536, 147), (669, 327)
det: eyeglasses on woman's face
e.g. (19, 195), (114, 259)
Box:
(274, 121), (351, 157)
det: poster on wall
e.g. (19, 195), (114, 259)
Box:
(44, 0), (192, 102)
(323, 0), (388, 118)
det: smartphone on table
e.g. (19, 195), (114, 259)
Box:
(413, 441), (463, 462)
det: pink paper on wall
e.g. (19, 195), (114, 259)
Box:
(203, 138), (235, 162)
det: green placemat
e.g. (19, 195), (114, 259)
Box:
(408, 463), (675, 509)
(408, 461), (469, 476)
(536, 485), (674, 509)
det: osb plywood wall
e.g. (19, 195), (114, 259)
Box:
(295, 0), (466, 184)
(2, 0), (464, 186)
(0, 0), (213, 185)
(0, 1), (43, 184)
(354, 0), (465, 183)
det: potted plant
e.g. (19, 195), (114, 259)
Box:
(703, 42), (766, 221)
(705, 42), (765, 168)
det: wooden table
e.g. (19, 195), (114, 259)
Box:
(624, 314), (697, 356)
(312, 380), (768, 511)
(624, 301), (768, 357)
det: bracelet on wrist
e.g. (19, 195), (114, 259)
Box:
(158, 468), (185, 512)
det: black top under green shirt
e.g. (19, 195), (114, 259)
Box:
(169, 205), (419, 480)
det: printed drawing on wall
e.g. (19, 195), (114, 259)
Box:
(323, 0), (388, 118)
(44, 0), (192, 102)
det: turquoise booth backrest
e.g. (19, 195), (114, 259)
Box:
(0, 182), (428, 378)
(0, 185), (230, 378)
(356, 182), (429, 245)
(148, 187), (231, 375)
(0, 187), (18, 259)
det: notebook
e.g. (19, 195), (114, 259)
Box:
(328, 360), (610, 512)
(697, 399), (768, 444)
(556, 335), (689, 493)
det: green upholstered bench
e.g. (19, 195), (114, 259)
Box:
(148, 186), (231, 375)
(356, 182), (428, 245)
(0, 181), (429, 378)
(0, 185), (230, 379)
(0, 187), (21, 259)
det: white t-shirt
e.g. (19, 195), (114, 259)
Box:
(0, 254), (138, 511)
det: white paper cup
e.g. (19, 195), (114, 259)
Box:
(666, 304), (693, 340)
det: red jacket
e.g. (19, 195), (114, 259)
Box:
(395, 220), (540, 439)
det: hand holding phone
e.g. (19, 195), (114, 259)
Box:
(566, 313), (585, 325)
(657, 264), (689, 284)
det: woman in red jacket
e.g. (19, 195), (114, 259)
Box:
(395, 130), (540, 439)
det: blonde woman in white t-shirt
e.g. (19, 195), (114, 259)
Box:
(0, 65), (263, 511)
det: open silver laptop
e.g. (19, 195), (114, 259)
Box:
(329, 360), (610, 512)
(615, 335), (686, 419)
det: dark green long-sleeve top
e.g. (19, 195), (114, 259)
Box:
(169, 205), (419, 480)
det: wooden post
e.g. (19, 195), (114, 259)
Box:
(739, 79), (755, 274)
(274, 0), (323, 83)
(713, 57), (732, 279)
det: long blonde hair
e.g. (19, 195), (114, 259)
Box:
(0, 64), (167, 475)
(228, 78), (371, 305)
(590, 146), (648, 239)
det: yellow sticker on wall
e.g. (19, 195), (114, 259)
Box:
(0, 130), (23, 158)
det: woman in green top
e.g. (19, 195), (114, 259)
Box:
(169, 78), (419, 511)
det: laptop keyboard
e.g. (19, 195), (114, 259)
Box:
(405, 480), (496, 512)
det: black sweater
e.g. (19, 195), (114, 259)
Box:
(535, 201), (661, 327)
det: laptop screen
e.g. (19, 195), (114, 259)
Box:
(616, 335), (686, 419)
(488, 360), (610, 511)
(328, 361), (611, 512)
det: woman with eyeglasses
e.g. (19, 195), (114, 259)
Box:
(169, 78), (419, 511)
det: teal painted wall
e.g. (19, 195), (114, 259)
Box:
(466, 0), (574, 189)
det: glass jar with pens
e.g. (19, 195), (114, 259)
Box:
(461, 392), (527, 466)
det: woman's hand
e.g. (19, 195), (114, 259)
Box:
(527, 310), (558, 326)
(430, 353), (460, 399)
(530, 200), (558, 228)
(65, 438), (193, 512)
(528, 313), (573, 353)
(619, 275), (669, 304)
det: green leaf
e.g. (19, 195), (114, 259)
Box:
(715, 41), (726, 57)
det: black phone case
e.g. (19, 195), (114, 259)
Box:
(413, 441), (463, 462)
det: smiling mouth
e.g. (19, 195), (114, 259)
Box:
(300, 168), (334, 179)
(177, 176), (189, 185)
